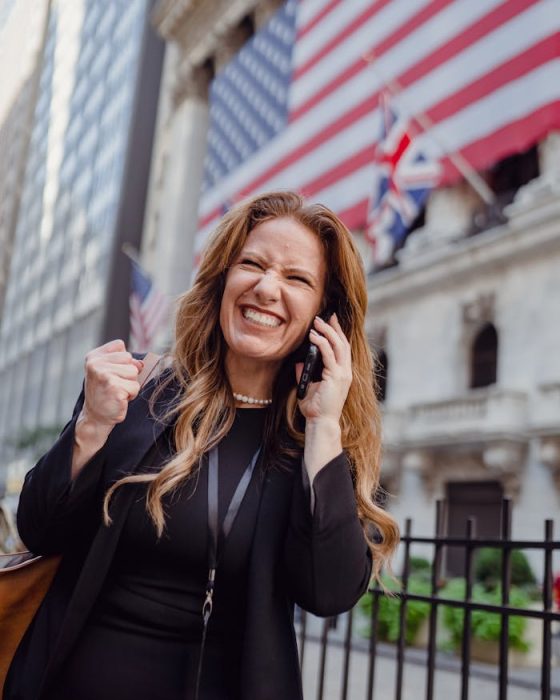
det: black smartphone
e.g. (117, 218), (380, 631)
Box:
(295, 307), (334, 400)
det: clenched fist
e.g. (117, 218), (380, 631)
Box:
(72, 340), (143, 478)
(80, 339), (144, 429)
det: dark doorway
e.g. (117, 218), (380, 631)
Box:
(470, 323), (498, 388)
(375, 349), (388, 403)
(445, 480), (503, 577)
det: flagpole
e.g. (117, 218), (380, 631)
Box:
(363, 50), (496, 206)
(121, 242), (142, 266)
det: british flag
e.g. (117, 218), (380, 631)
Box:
(366, 91), (441, 267)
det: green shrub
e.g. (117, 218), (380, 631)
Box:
(474, 548), (536, 591)
(409, 556), (431, 581)
(439, 578), (531, 652)
(359, 574), (431, 645)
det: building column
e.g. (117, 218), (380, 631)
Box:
(142, 50), (212, 348)
(538, 130), (560, 185)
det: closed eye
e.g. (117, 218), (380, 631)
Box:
(288, 275), (312, 285)
(240, 258), (263, 269)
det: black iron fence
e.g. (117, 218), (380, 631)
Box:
(297, 499), (560, 700)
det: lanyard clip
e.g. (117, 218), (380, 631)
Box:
(202, 589), (213, 624)
(202, 567), (216, 625)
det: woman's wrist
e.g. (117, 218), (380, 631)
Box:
(75, 409), (113, 446)
(304, 417), (342, 483)
(72, 409), (113, 479)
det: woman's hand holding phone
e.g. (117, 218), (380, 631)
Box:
(295, 312), (352, 424)
(296, 312), (352, 484)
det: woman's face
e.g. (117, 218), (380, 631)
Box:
(219, 216), (327, 373)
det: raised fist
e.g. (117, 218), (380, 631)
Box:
(79, 339), (144, 430)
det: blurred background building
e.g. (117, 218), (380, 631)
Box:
(0, 0), (50, 326)
(0, 0), (559, 569)
(0, 0), (163, 498)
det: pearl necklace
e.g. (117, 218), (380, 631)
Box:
(233, 392), (272, 406)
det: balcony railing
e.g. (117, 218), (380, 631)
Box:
(383, 389), (528, 448)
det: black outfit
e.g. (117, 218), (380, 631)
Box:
(5, 371), (372, 700)
(48, 408), (266, 699)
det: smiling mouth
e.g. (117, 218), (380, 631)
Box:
(241, 307), (282, 328)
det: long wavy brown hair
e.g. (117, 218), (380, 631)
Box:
(103, 191), (399, 581)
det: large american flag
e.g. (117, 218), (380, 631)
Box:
(195, 0), (560, 260)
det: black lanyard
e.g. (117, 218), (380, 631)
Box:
(193, 443), (262, 699)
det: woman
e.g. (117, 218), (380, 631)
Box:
(5, 191), (399, 699)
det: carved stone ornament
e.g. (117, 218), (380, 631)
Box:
(173, 61), (214, 104)
(482, 440), (527, 498)
(380, 448), (402, 496)
(538, 437), (560, 490)
(398, 441), (526, 500)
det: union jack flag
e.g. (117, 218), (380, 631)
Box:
(366, 91), (441, 267)
(128, 258), (169, 353)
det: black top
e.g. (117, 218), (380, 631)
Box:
(49, 407), (269, 700)
(9, 369), (372, 700)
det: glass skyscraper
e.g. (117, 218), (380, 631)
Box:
(0, 0), (161, 491)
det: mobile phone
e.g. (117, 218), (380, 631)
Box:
(295, 308), (334, 400)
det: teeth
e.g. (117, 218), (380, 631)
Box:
(242, 307), (281, 328)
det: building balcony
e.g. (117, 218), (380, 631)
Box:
(383, 387), (529, 449)
(381, 388), (530, 499)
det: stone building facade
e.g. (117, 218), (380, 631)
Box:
(369, 134), (560, 571)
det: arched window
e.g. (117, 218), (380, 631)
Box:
(375, 349), (388, 402)
(470, 323), (498, 388)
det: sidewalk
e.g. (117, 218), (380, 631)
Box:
(300, 637), (556, 699)
(297, 614), (560, 700)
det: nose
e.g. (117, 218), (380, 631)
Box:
(253, 270), (281, 303)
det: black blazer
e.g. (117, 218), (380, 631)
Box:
(4, 373), (372, 700)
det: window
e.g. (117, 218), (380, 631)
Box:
(470, 322), (498, 389)
(489, 145), (539, 206)
(470, 145), (539, 234)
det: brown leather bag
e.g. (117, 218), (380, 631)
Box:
(0, 551), (61, 692)
(0, 352), (162, 695)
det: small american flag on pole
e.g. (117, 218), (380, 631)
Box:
(128, 255), (169, 353)
(366, 90), (441, 267)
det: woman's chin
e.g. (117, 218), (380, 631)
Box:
(226, 341), (286, 366)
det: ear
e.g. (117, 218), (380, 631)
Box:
(294, 362), (304, 384)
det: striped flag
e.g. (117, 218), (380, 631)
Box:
(195, 0), (560, 262)
(366, 90), (441, 267)
(128, 258), (169, 353)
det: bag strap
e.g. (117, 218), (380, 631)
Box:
(137, 351), (162, 387)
